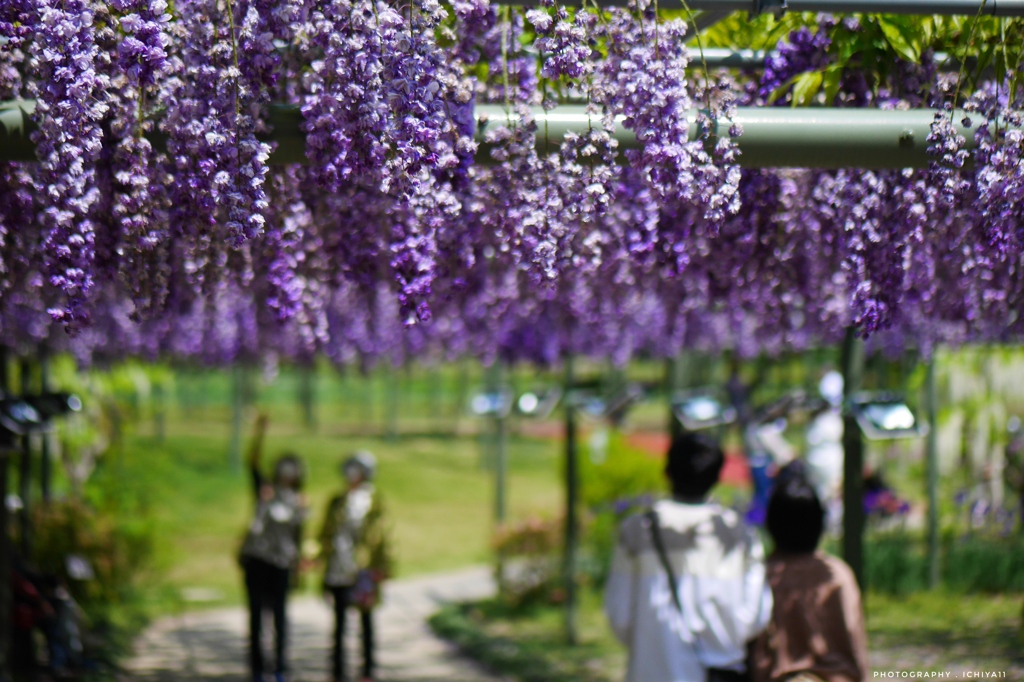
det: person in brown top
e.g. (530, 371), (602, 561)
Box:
(752, 466), (869, 682)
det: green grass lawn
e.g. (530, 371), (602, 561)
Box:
(431, 587), (1024, 681)
(867, 591), (1024, 672)
(42, 359), (1024, 676)
(96, 364), (566, 610)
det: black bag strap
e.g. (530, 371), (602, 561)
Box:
(646, 509), (752, 682)
(644, 509), (683, 614)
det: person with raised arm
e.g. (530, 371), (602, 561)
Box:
(238, 413), (307, 682)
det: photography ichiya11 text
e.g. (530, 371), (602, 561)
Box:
(873, 673), (1009, 679)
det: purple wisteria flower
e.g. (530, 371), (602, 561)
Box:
(32, 0), (110, 331)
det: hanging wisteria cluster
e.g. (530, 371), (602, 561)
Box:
(1, 1), (1023, 367)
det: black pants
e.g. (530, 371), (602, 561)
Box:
(330, 586), (375, 681)
(708, 668), (750, 682)
(243, 558), (291, 678)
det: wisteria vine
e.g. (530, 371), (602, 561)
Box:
(0, 4), (1022, 366)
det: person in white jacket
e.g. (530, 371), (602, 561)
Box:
(605, 431), (773, 682)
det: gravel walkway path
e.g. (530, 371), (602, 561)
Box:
(123, 566), (505, 682)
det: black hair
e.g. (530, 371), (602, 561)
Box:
(273, 452), (305, 491)
(766, 469), (824, 554)
(665, 431), (724, 499)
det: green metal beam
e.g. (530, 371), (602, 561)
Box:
(476, 105), (990, 169)
(0, 99), (1007, 170)
(497, 0), (1024, 16)
(0, 100), (37, 163)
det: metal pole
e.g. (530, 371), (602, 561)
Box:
(0, 346), (12, 682)
(496, 411), (507, 520)
(925, 352), (940, 589)
(0, 450), (10, 682)
(3, 101), (1020, 169)
(39, 350), (52, 503)
(18, 358), (31, 560)
(298, 362), (316, 432)
(841, 327), (866, 590)
(495, 0), (1024, 14)
(492, 360), (509, 592)
(493, 361), (508, 525)
(669, 47), (959, 71)
(385, 364), (400, 441)
(666, 356), (683, 441)
(229, 364), (243, 472)
(450, 359), (470, 437)
(692, 9), (735, 31)
(563, 354), (579, 645)
(153, 378), (166, 443)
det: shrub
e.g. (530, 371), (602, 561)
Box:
(863, 527), (1024, 594)
(31, 497), (155, 611)
(864, 531), (929, 595)
(579, 433), (665, 587)
(943, 533), (1024, 592)
(493, 516), (564, 608)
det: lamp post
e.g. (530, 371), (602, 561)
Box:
(840, 339), (926, 591)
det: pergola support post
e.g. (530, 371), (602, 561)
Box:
(925, 353), (941, 589)
(0, 346), (12, 682)
(18, 358), (32, 560)
(39, 350), (53, 502)
(841, 328), (866, 590)
(491, 360), (509, 594)
(563, 354), (579, 646)
(229, 364), (245, 473)
(666, 355), (684, 440)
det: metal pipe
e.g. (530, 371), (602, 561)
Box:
(18, 358), (31, 560)
(666, 356), (684, 441)
(694, 47), (955, 70)
(475, 104), (991, 170)
(563, 354), (579, 646)
(925, 354), (940, 589)
(0, 349), (12, 682)
(492, 360), (508, 593)
(699, 47), (770, 68)
(496, 0), (1024, 16)
(1, 99), (1012, 169)
(841, 328), (866, 590)
(0, 100), (36, 163)
(0, 435), (11, 680)
(692, 10), (735, 31)
(229, 364), (244, 473)
(39, 350), (52, 503)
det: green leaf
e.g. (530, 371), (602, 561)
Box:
(878, 17), (921, 63)
(822, 65), (843, 105)
(791, 71), (823, 107)
(766, 72), (801, 105)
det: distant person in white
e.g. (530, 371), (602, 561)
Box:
(805, 370), (845, 529)
(605, 432), (773, 682)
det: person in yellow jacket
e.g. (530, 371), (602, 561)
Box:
(318, 451), (392, 682)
